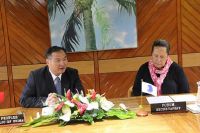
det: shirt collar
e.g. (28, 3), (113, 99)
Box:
(49, 68), (62, 81)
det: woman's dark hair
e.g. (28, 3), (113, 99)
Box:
(45, 46), (66, 59)
(151, 39), (170, 55)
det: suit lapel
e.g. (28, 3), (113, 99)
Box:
(61, 71), (70, 94)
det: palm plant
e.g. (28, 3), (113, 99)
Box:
(48, 0), (136, 52)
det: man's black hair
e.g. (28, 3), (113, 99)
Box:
(45, 46), (66, 58)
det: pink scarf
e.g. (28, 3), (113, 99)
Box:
(148, 57), (173, 96)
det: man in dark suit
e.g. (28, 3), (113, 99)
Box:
(19, 46), (84, 108)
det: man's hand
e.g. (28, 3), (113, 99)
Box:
(45, 93), (59, 106)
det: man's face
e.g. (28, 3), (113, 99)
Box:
(46, 50), (68, 76)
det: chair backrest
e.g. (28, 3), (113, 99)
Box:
(127, 86), (133, 97)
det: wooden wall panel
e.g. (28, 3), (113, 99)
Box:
(67, 52), (94, 61)
(100, 72), (136, 98)
(0, 2), (6, 66)
(181, 0), (200, 92)
(1, 0), (15, 107)
(0, 66), (7, 80)
(136, 0), (178, 55)
(13, 79), (25, 107)
(5, 0), (50, 65)
(184, 67), (200, 93)
(182, 0), (200, 53)
(182, 53), (200, 67)
(80, 74), (95, 94)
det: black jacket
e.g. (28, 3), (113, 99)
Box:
(132, 62), (189, 96)
(19, 66), (84, 107)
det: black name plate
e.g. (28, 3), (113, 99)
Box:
(150, 102), (186, 113)
(0, 114), (25, 125)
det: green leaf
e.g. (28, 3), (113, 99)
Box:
(106, 108), (136, 119)
(95, 109), (105, 119)
(21, 114), (58, 127)
(114, 0), (136, 16)
(32, 117), (57, 128)
(82, 113), (94, 124)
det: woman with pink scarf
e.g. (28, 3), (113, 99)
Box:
(132, 39), (189, 96)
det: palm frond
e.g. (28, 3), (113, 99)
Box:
(61, 11), (83, 52)
(114, 0), (136, 15)
(48, 0), (68, 20)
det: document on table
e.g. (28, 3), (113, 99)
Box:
(187, 104), (200, 113)
(170, 94), (196, 102)
(146, 96), (174, 104)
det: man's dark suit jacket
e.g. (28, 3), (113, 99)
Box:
(19, 66), (84, 108)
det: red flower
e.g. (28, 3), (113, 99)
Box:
(78, 103), (88, 115)
(71, 99), (88, 115)
(55, 102), (64, 112)
(91, 91), (96, 100)
(66, 89), (72, 101)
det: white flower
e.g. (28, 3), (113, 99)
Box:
(64, 101), (75, 107)
(59, 113), (71, 122)
(119, 103), (127, 111)
(95, 94), (101, 99)
(41, 106), (54, 116)
(100, 97), (114, 111)
(62, 105), (71, 114)
(87, 102), (99, 110)
(79, 95), (89, 104)
(60, 105), (71, 122)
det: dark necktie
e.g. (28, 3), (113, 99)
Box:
(54, 77), (62, 95)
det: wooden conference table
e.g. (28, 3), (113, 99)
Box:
(0, 96), (200, 133)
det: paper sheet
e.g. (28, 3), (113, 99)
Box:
(170, 94), (196, 102)
(187, 104), (200, 113)
(146, 96), (174, 104)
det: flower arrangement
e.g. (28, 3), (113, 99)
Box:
(21, 90), (136, 127)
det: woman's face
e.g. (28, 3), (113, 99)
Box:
(152, 46), (168, 69)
